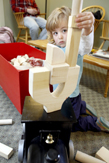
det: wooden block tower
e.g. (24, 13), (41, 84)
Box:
(29, 0), (83, 113)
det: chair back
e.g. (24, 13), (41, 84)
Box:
(13, 12), (46, 43)
(14, 12), (46, 29)
(82, 5), (105, 32)
(100, 19), (109, 39)
(14, 12), (26, 29)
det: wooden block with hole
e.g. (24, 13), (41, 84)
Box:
(95, 146), (109, 163)
(44, 61), (69, 84)
(0, 143), (14, 159)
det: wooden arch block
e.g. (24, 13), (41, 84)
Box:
(46, 43), (65, 65)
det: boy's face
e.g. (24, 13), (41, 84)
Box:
(52, 20), (68, 48)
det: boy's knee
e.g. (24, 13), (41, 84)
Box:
(36, 17), (47, 28)
(24, 16), (39, 29)
(31, 24), (39, 31)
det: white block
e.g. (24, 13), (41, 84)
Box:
(0, 143), (14, 159)
(0, 119), (13, 125)
(95, 146), (109, 163)
(75, 150), (106, 163)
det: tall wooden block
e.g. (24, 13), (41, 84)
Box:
(65, 0), (83, 67)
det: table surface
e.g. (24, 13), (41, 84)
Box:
(28, 39), (48, 50)
(83, 54), (109, 69)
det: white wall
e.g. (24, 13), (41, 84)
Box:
(0, 0), (5, 27)
(4, 0), (18, 37)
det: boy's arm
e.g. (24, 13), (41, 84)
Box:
(76, 11), (95, 55)
(78, 25), (94, 56)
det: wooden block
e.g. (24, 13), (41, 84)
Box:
(0, 143), (14, 159)
(65, 28), (81, 67)
(18, 57), (26, 64)
(75, 150), (106, 163)
(68, 16), (78, 28)
(46, 43), (65, 65)
(29, 67), (50, 82)
(71, 0), (83, 16)
(0, 119), (13, 125)
(29, 67), (50, 96)
(29, 65), (80, 113)
(45, 61), (69, 84)
(95, 146), (109, 163)
(28, 0), (83, 113)
(65, 0), (82, 67)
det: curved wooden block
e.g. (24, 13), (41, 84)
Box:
(29, 65), (80, 113)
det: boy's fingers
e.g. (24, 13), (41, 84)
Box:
(76, 24), (92, 29)
(77, 19), (92, 26)
(76, 12), (94, 24)
(76, 12), (95, 29)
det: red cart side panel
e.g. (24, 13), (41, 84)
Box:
(0, 55), (25, 114)
(0, 42), (46, 114)
(0, 42), (46, 60)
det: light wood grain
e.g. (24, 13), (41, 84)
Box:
(28, 39), (48, 50)
(0, 143), (14, 159)
(95, 146), (109, 163)
(65, 0), (83, 67)
(29, 0), (82, 113)
(83, 54), (109, 97)
(75, 151), (106, 163)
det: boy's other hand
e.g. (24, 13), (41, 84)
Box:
(27, 8), (38, 15)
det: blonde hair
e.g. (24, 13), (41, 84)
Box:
(46, 6), (71, 43)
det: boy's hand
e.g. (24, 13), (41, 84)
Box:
(75, 12), (95, 35)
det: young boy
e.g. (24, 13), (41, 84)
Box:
(46, 6), (109, 132)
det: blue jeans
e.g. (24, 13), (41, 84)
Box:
(24, 16), (47, 40)
(70, 94), (101, 132)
